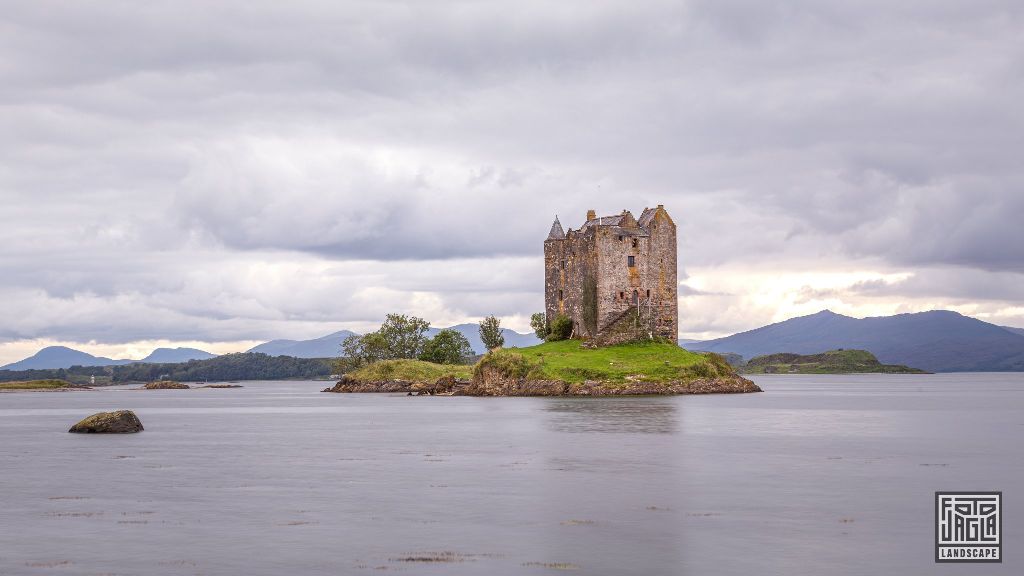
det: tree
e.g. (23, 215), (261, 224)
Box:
(530, 312), (549, 339)
(338, 332), (389, 370)
(479, 315), (505, 350)
(377, 313), (431, 359)
(547, 314), (573, 341)
(419, 329), (474, 365)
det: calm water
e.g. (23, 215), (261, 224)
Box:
(1, 375), (1021, 575)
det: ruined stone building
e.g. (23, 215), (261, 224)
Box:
(544, 206), (678, 345)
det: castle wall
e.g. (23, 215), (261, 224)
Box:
(544, 229), (598, 338)
(594, 227), (650, 333)
(645, 210), (678, 340)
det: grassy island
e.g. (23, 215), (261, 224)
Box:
(325, 340), (760, 396)
(0, 379), (76, 390)
(741, 349), (928, 374)
(481, 339), (716, 384)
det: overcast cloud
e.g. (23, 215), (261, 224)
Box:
(1, 0), (1022, 363)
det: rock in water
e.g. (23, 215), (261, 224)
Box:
(68, 410), (144, 434)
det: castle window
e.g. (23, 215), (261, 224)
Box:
(559, 289), (563, 301)
(619, 291), (624, 299)
(632, 238), (638, 248)
(633, 290), (639, 305)
(618, 235), (623, 241)
(627, 255), (635, 267)
(646, 289), (650, 298)
(560, 260), (565, 270)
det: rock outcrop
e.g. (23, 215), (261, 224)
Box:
(141, 380), (190, 389)
(410, 375), (470, 395)
(68, 410), (144, 433)
(322, 375), (414, 393)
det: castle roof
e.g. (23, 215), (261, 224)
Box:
(549, 206), (671, 240)
(546, 216), (565, 240)
(580, 210), (647, 236)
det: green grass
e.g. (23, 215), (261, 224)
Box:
(478, 340), (729, 384)
(348, 359), (473, 383)
(742, 349), (928, 374)
(0, 379), (74, 390)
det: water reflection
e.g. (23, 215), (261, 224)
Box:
(543, 398), (678, 434)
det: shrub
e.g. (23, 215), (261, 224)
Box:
(546, 314), (573, 341)
(474, 348), (539, 379)
(419, 329), (474, 365)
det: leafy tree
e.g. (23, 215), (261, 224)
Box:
(419, 329), (474, 365)
(338, 332), (389, 370)
(336, 314), (431, 369)
(546, 314), (573, 341)
(479, 315), (505, 350)
(530, 312), (549, 339)
(377, 313), (431, 359)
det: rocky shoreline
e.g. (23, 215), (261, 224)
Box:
(322, 371), (761, 397)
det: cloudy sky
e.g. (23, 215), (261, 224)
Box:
(1, 0), (1022, 364)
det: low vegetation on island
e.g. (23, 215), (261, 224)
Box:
(0, 353), (333, 386)
(325, 312), (760, 396)
(740, 349), (928, 374)
(141, 380), (190, 389)
(0, 379), (78, 391)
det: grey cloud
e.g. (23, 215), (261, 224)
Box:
(1, 0), (1022, 344)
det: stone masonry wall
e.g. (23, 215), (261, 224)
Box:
(544, 228), (597, 338)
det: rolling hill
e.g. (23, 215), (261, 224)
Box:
(140, 347), (217, 363)
(247, 330), (358, 358)
(1, 345), (216, 370)
(693, 310), (1024, 372)
(0, 346), (132, 370)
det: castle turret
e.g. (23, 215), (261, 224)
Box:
(547, 216), (565, 240)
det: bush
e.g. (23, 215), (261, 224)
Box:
(473, 348), (540, 379)
(546, 314), (573, 341)
(419, 329), (474, 365)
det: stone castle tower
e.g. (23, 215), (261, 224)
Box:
(544, 206), (678, 345)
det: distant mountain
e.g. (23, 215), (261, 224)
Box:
(1002, 326), (1024, 337)
(247, 330), (358, 358)
(427, 324), (541, 354)
(140, 347), (216, 363)
(693, 310), (1024, 373)
(0, 346), (133, 370)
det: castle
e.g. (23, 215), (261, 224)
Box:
(544, 206), (678, 345)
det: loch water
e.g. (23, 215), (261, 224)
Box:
(1, 374), (1021, 575)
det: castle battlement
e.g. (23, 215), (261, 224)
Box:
(544, 206), (678, 345)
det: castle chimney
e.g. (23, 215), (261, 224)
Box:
(586, 209), (596, 221)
